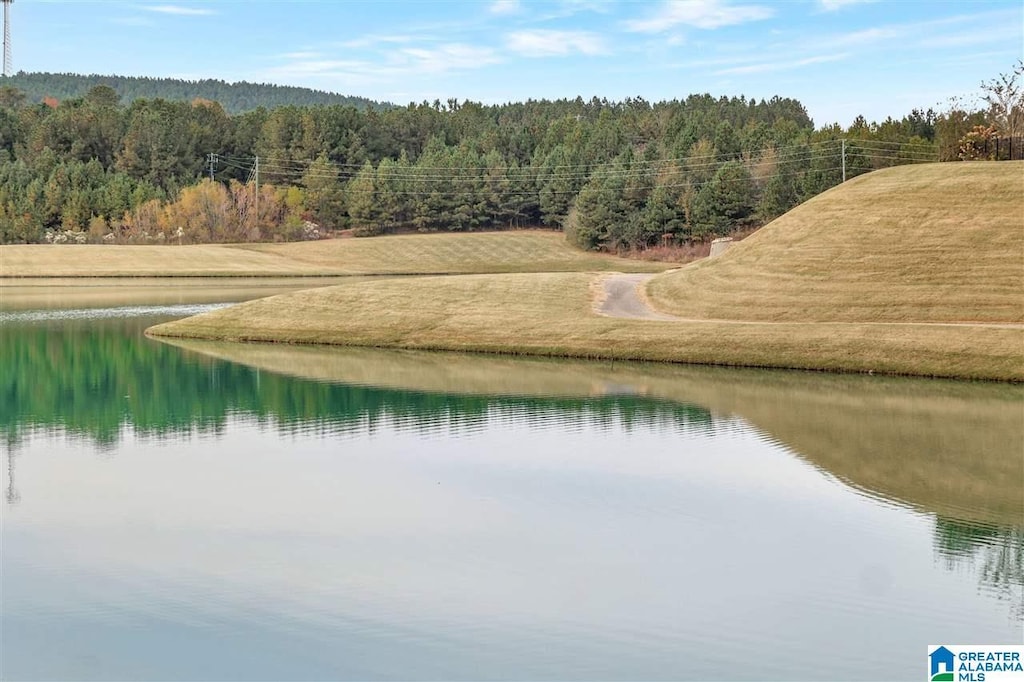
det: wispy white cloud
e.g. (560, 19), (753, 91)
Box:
(505, 29), (608, 57)
(264, 60), (375, 90)
(489, 0), (522, 15)
(265, 42), (501, 88)
(664, 51), (759, 70)
(825, 25), (903, 47)
(279, 51), (322, 61)
(538, 0), (616, 20)
(626, 0), (773, 32)
(915, 20), (1022, 49)
(142, 5), (217, 16)
(804, 8), (1020, 54)
(340, 34), (422, 50)
(111, 16), (156, 26)
(399, 44), (502, 73)
(818, 0), (875, 11)
(714, 52), (850, 75)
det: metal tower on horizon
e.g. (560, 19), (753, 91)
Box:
(2, 0), (12, 77)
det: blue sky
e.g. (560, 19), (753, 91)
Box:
(12, 0), (1024, 126)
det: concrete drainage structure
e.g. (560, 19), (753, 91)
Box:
(709, 237), (733, 257)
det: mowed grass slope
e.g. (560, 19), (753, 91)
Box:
(0, 230), (668, 277)
(148, 272), (1023, 380)
(648, 162), (1024, 323)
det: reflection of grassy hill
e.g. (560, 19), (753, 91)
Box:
(648, 162), (1024, 324)
(0, 231), (666, 277)
(163, 340), (1024, 527)
(682, 371), (1023, 526)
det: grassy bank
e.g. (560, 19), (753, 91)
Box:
(648, 162), (1024, 324)
(148, 272), (1023, 380)
(0, 230), (668, 277)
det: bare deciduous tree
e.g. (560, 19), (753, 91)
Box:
(980, 60), (1024, 139)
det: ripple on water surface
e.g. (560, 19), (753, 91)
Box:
(0, 303), (232, 323)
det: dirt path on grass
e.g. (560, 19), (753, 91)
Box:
(595, 273), (681, 321)
(594, 273), (1024, 329)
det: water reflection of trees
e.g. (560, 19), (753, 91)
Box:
(0, 318), (714, 449)
(4, 437), (19, 505)
(934, 517), (1023, 620)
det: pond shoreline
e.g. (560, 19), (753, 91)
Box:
(144, 273), (1024, 383)
(6, 276), (1020, 382)
(147, 326), (1024, 383)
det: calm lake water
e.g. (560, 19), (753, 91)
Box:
(1, 284), (1022, 681)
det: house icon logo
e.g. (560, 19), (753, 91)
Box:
(930, 646), (955, 681)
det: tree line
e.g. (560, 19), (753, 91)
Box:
(1, 65), (1018, 252)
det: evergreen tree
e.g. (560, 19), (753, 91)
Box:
(302, 154), (347, 229)
(346, 162), (378, 235)
(691, 161), (756, 238)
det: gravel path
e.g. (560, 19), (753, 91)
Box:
(595, 273), (680, 321)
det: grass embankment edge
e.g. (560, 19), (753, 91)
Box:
(146, 273), (1024, 382)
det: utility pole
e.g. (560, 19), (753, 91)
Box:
(841, 139), (846, 183)
(253, 155), (259, 229)
(207, 153), (216, 181)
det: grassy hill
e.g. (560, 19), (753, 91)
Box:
(648, 162), (1024, 324)
(0, 231), (668, 278)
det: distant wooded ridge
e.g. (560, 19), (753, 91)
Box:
(0, 72), (390, 113)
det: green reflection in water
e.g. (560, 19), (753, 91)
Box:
(0, 316), (714, 448)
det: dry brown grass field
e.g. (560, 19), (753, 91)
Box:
(647, 161), (1024, 324)
(0, 230), (668, 277)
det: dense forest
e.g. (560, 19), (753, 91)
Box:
(2, 72), (387, 114)
(0, 63), (1019, 252)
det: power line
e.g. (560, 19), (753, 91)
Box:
(218, 139), (852, 174)
(216, 147), (935, 188)
(197, 142), (938, 233)
(217, 137), (938, 177)
(295, 163), (869, 198)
